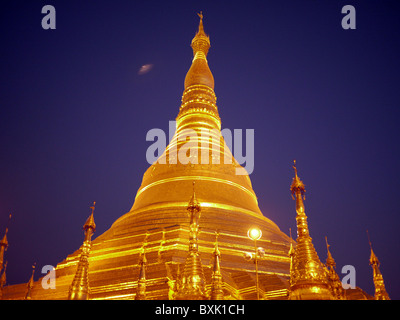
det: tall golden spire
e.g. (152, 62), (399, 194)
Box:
(24, 263), (36, 300)
(68, 202), (96, 300)
(135, 235), (148, 300)
(177, 12), (220, 132)
(210, 231), (224, 300)
(325, 237), (345, 299)
(289, 161), (333, 300)
(176, 182), (207, 300)
(367, 231), (390, 300)
(190, 11), (211, 62)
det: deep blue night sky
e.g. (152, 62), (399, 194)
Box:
(1, 1), (399, 299)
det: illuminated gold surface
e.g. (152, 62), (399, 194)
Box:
(288, 161), (333, 300)
(209, 232), (224, 300)
(2, 14), (293, 300)
(325, 237), (345, 299)
(0, 11), (388, 301)
(369, 237), (390, 300)
(135, 241), (148, 300)
(175, 183), (207, 300)
(68, 202), (96, 300)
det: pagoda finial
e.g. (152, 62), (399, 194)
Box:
(135, 239), (148, 300)
(195, 11), (206, 38)
(290, 160), (305, 203)
(288, 161), (333, 300)
(325, 237), (345, 299)
(367, 230), (380, 266)
(188, 181), (200, 219)
(24, 263), (36, 300)
(210, 230), (224, 300)
(176, 181), (206, 300)
(367, 230), (373, 252)
(325, 237), (335, 267)
(293, 159), (297, 176)
(179, 12), (218, 129)
(84, 202), (96, 233)
(367, 231), (390, 300)
(68, 203), (97, 300)
(190, 11), (210, 62)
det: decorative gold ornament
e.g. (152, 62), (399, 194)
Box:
(175, 182), (207, 300)
(24, 263), (36, 300)
(289, 161), (333, 300)
(367, 231), (390, 300)
(68, 202), (96, 300)
(210, 231), (224, 300)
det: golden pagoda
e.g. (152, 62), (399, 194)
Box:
(68, 202), (96, 300)
(324, 237), (345, 299)
(2, 13), (292, 300)
(288, 161), (333, 300)
(368, 232), (390, 300)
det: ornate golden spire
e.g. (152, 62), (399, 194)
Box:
(210, 231), (224, 300)
(178, 12), (219, 132)
(24, 263), (36, 300)
(188, 181), (200, 213)
(289, 161), (333, 300)
(176, 182), (207, 300)
(68, 202), (96, 300)
(325, 237), (345, 299)
(135, 235), (148, 300)
(190, 11), (211, 62)
(325, 237), (335, 267)
(367, 231), (390, 300)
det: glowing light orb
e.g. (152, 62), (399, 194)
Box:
(247, 228), (262, 241)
